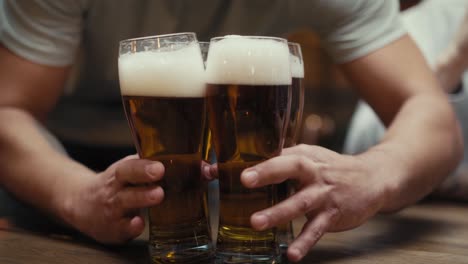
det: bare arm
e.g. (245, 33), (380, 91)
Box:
(238, 35), (462, 262)
(0, 45), (165, 243)
(341, 34), (463, 211)
(431, 9), (468, 199)
(0, 44), (71, 207)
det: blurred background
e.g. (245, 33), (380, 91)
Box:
(289, 0), (420, 152)
(287, 30), (355, 152)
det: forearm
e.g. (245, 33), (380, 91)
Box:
(359, 93), (462, 212)
(340, 35), (463, 213)
(0, 107), (95, 220)
(0, 107), (165, 243)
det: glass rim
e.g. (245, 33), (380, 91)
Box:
(210, 35), (288, 43)
(288, 41), (303, 61)
(288, 41), (301, 47)
(119, 32), (197, 46)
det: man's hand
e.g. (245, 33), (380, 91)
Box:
(240, 145), (387, 262)
(62, 155), (165, 244)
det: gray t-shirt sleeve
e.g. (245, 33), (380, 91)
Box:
(0, 0), (86, 66)
(303, 0), (406, 64)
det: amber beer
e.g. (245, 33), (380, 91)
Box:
(205, 36), (292, 263)
(118, 33), (213, 264)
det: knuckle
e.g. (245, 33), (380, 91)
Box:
(293, 156), (310, 173)
(296, 144), (309, 154)
(104, 176), (119, 190)
(327, 207), (340, 217)
(261, 210), (277, 224)
(295, 192), (314, 213)
(123, 154), (139, 161)
(131, 162), (142, 177)
(115, 159), (142, 183)
(144, 191), (156, 204)
(114, 166), (124, 182)
(307, 228), (323, 243)
(326, 207), (341, 223)
(314, 162), (330, 177)
(108, 195), (123, 212)
(107, 195), (117, 206)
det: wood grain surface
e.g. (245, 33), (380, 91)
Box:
(0, 189), (467, 264)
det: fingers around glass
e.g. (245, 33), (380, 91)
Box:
(114, 159), (164, 185)
(288, 208), (339, 261)
(205, 35), (292, 263)
(250, 186), (327, 230)
(116, 185), (164, 211)
(241, 154), (316, 188)
(118, 32), (214, 262)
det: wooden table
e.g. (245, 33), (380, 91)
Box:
(0, 189), (467, 264)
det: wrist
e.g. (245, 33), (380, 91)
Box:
(355, 145), (407, 213)
(53, 162), (96, 230)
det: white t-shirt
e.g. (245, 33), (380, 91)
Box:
(344, 0), (468, 197)
(0, 0), (405, 146)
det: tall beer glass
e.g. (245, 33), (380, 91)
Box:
(205, 35), (292, 263)
(278, 42), (305, 257)
(199, 41), (220, 244)
(284, 42), (305, 147)
(118, 33), (214, 264)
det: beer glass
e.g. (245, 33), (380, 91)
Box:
(118, 33), (214, 263)
(205, 35), (292, 263)
(278, 42), (305, 259)
(284, 42), (305, 148)
(199, 41), (220, 243)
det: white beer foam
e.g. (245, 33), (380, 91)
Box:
(119, 43), (206, 97)
(205, 36), (292, 85)
(290, 54), (304, 78)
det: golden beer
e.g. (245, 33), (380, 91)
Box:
(119, 33), (214, 264)
(205, 36), (292, 263)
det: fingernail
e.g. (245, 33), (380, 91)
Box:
(243, 170), (258, 186)
(253, 214), (269, 230)
(149, 187), (163, 201)
(146, 163), (162, 179)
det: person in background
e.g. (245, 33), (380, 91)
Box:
(0, 0), (462, 262)
(345, 0), (468, 201)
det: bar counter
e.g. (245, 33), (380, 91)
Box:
(0, 190), (467, 263)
